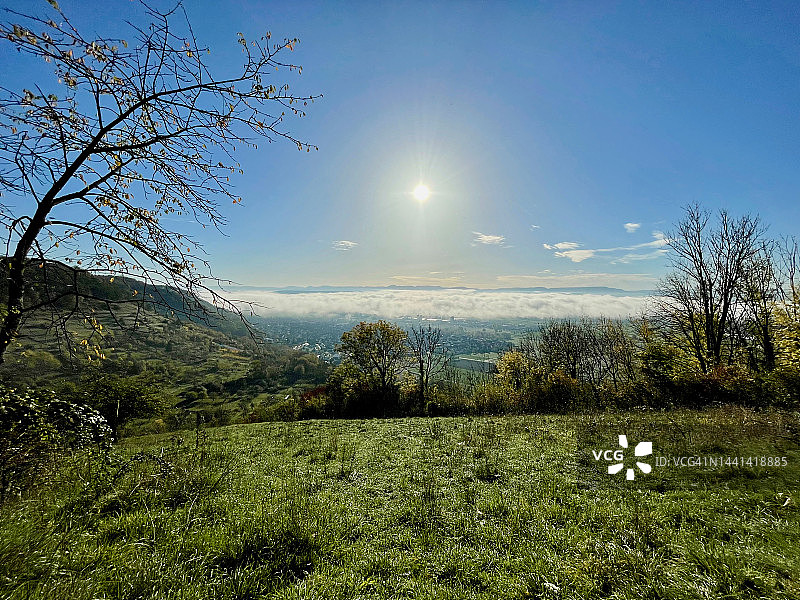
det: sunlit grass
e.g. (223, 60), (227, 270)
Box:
(1, 411), (798, 599)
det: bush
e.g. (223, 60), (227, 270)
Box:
(324, 362), (400, 417)
(262, 398), (300, 422)
(536, 370), (586, 413)
(424, 384), (471, 417)
(767, 367), (800, 408)
(494, 364), (589, 413)
(471, 380), (515, 415)
(297, 386), (328, 419)
(199, 407), (235, 427)
(0, 386), (111, 504)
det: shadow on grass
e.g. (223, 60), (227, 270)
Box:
(214, 521), (320, 583)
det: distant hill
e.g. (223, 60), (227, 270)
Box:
(1, 259), (254, 339)
(0, 260), (257, 383)
(0, 261), (329, 430)
(234, 284), (655, 297)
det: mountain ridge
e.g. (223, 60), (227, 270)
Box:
(228, 284), (656, 296)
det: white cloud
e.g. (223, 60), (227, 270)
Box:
(545, 232), (668, 263)
(543, 241), (580, 250)
(637, 231), (668, 248)
(624, 222), (641, 233)
(473, 232), (506, 245)
(332, 240), (358, 251)
(554, 249), (596, 262)
(612, 249), (668, 264)
(230, 288), (651, 320)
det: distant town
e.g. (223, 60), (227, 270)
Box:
(252, 314), (542, 365)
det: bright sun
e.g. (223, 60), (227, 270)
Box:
(413, 184), (431, 202)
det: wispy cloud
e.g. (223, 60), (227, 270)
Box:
(544, 232), (668, 263)
(556, 249), (596, 262)
(543, 241), (580, 250)
(332, 240), (358, 251)
(624, 222), (641, 233)
(390, 272), (465, 286)
(496, 272), (657, 290)
(635, 231), (668, 248)
(472, 232), (506, 246)
(612, 249), (668, 264)
(231, 288), (651, 319)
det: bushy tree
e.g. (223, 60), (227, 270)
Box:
(338, 321), (407, 397)
(325, 361), (374, 417)
(331, 321), (408, 416)
(495, 350), (529, 392)
(67, 374), (164, 435)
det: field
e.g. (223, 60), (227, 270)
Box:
(2, 408), (799, 599)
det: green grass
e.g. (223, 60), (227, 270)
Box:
(2, 409), (799, 599)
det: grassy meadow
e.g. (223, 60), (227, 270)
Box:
(2, 408), (799, 599)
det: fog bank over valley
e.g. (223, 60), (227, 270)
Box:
(229, 288), (654, 320)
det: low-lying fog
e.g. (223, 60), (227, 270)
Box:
(227, 288), (654, 320)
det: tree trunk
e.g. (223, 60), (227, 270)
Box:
(0, 202), (51, 364)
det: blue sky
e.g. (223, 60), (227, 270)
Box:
(4, 0), (800, 292)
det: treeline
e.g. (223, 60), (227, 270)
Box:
(280, 312), (798, 420)
(277, 205), (800, 418)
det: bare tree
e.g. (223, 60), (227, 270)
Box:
(408, 324), (449, 409)
(772, 236), (800, 369)
(519, 318), (588, 380)
(654, 204), (764, 372)
(0, 1), (319, 363)
(776, 236), (800, 312)
(518, 317), (637, 391)
(733, 240), (781, 370)
(591, 317), (639, 390)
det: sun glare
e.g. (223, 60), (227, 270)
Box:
(413, 184), (431, 202)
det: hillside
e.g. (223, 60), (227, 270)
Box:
(0, 262), (329, 431)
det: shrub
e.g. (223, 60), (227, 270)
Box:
(297, 386), (328, 419)
(0, 386), (111, 504)
(537, 370), (585, 413)
(471, 380), (514, 415)
(324, 362), (400, 417)
(767, 367), (800, 408)
(263, 398), (300, 422)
